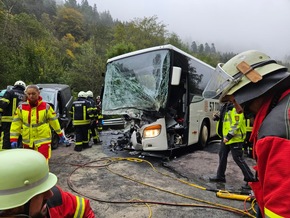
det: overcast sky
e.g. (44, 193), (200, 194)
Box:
(84, 0), (290, 60)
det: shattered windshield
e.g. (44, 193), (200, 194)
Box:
(102, 50), (170, 115)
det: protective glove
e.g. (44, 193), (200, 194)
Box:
(11, 142), (18, 149)
(59, 135), (66, 144)
(59, 135), (70, 146)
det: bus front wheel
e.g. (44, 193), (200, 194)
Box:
(198, 121), (209, 149)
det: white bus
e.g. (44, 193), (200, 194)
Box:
(102, 44), (220, 154)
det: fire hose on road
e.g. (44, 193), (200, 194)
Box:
(63, 157), (257, 218)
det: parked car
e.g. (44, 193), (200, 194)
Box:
(0, 85), (13, 97)
(37, 84), (74, 149)
(0, 89), (6, 97)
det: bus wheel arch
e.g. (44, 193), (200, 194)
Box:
(198, 119), (210, 149)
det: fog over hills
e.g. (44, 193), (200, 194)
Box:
(83, 0), (290, 61)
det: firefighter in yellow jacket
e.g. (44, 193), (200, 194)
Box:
(10, 85), (66, 161)
(210, 102), (255, 188)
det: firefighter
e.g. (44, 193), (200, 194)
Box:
(203, 50), (290, 217)
(210, 102), (255, 186)
(0, 149), (95, 217)
(0, 80), (26, 149)
(10, 85), (66, 161)
(86, 90), (101, 144)
(96, 95), (103, 132)
(96, 95), (102, 110)
(70, 91), (93, 152)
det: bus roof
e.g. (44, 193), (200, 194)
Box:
(107, 44), (214, 69)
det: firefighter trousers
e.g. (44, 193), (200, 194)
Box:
(1, 122), (12, 149)
(217, 141), (254, 182)
(74, 125), (90, 148)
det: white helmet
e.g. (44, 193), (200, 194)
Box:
(87, 90), (93, 98)
(203, 50), (287, 104)
(78, 91), (86, 98)
(0, 149), (57, 210)
(14, 80), (26, 90)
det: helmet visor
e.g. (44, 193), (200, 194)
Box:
(203, 63), (240, 100)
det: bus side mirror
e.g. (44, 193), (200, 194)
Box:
(171, 66), (181, 85)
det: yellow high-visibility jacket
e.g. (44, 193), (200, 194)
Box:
(245, 118), (253, 132)
(10, 98), (62, 149)
(219, 107), (246, 145)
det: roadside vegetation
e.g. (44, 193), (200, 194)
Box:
(1, 0), (289, 97)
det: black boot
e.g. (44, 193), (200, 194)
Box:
(83, 143), (92, 149)
(209, 176), (226, 183)
(241, 182), (251, 190)
(94, 139), (102, 144)
(74, 146), (82, 152)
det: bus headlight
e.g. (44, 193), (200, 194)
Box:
(143, 124), (161, 138)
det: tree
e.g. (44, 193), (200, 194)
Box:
(14, 13), (48, 38)
(54, 6), (84, 41)
(90, 23), (114, 58)
(112, 16), (167, 50)
(19, 38), (65, 83)
(166, 32), (185, 48)
(65, 39), (106, 95)
(0, 11), (58, 87)
(58, 33), (80, 69)
(64, 0), (78, 9)
(40, 13), (55, 33)
(106, 42), (136, 59)
(2, 0), (57, 20)
(99, 10), (114, 26)
(191, 41), (197, 53)
(204, 42), (211, 54)
(132, 16), (167, 49)
(198, 43), (204, 53)
(79, 0), (98, 26)
(210, 43), (216, 54)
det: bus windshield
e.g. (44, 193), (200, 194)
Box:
(102, 50), (170, 115)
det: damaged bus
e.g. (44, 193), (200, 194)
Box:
(102, 44), (219, 154)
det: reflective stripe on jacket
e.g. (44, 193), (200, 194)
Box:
(70, 98), (93, 126)
(222, 107), (246, 144)
(10, 98), (62, 148)
(245, 119), (253, 132)
(87, 97), (99, 119)
(47, 186), (95, 218)
(1, 97), (18, 122)
(0, 87), (25, 122)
